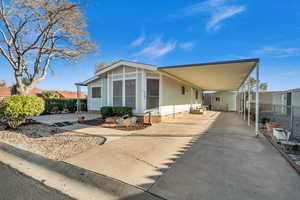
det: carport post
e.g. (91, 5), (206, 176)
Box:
(255, 63), (260, 136)
(248, 80), (251, 126)
(243, 84), (246, 120)
(76, 84), (81, 113)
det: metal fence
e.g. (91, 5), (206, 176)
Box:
(251, 103), (300, 140)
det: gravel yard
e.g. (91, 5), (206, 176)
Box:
(0, 123), (105, 160)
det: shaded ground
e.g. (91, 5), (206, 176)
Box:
(0, 161), (75, 200)
(149, 112), (300, 200)
(67, 112), (300, 200)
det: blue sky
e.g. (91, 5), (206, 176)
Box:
(0, 0), (300, 92)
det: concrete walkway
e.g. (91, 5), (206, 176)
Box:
(149, 112), (300, 200)
(65, 112), (221, 188)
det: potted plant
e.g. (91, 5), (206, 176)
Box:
(78, 116), (85, 123)
(266, 120), (280, 132)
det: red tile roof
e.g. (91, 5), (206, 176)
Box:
(0, 88), (11, 97)
(0, 88), (86, 99)
(56, 91), (86, 99)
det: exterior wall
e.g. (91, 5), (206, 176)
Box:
(87, 78), (107, 111)
(159, 75), (202, 116)
(105, 65), (144, 114)
(211, 91), (237, 112)
(86, 66), (204, 117)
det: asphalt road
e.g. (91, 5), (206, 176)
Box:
(0, 161), (75, 200)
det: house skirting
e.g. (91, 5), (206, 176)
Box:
(140, 111), (190, 124)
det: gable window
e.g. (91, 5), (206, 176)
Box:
(113, 80), (123, 106)
(147, 79), (159, 109)
(92, 87), (101, 98)
(125, 79), (136, 109)
(195, 90), (199, 99)
(181, 86), (185, 95)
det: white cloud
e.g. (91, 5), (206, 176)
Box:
(130, 34), (145, 47)
(253, 46), (299, 57)
(207, 6), (245, 30)
(180, 0), (246, 31)
(136, 37), (177, 58)
(179, 42), (195, 51)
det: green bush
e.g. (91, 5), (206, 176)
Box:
(41, 91), (60, 99)
(43, 99), (87, 114)
(0, 95), (44, 128)
(100, 106), (132, 118)
(100, 106), (113, 118)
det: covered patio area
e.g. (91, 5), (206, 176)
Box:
(159, 58), (260, 136)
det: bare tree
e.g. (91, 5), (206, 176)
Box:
(0, 0), (96, 95)
(95, 61), (107, 73)
(247, 77), (268, 91)
(0, 79), (7, 87)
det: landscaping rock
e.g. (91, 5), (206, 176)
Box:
(121, 117), (137, 127)
(0, 124), (7, 131)
(105, 117), (119, 123)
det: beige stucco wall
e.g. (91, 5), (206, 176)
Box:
(160, 75), (202, 116)
(211, 91), (237, 111)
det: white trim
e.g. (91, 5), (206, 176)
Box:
(95, 61), (157, 76)
(106, 76), (109, 106)
(122, 66), (126, 106)
(141, 70), (145, 112)
(82, 75), (100, 85)
(159, 73), (163, 114)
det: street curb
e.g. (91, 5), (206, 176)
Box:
(0, 142), (165, 200)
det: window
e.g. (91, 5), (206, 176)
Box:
(147, 79), (159, 109)
(113, 80), (123, 106)
(92, 87), (101, 98)
(125, 79), (136, 109)
(195, 90), (199, 99)
(181, 86), (185, 95)
(215, 97), (220, 102)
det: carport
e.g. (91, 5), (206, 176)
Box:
(158, 58), (260, 136)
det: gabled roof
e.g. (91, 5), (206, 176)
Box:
(78, 58), (259, 91)
(78, 60), (158, 85)
(95, 60), (158, 76)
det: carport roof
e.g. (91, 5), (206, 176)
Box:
(158, 58), (259, 91)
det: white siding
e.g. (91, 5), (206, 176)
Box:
(87, 78), (106, 111)
(106, 66), (144, 114)
(211, 91), (237, 111)
(159, 75), (202, 116)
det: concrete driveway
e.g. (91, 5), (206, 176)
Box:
(65, 112), (300, 200)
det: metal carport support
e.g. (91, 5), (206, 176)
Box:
(255, 63), (260, 136)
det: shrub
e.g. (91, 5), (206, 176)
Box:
(0, 95), (44, 128)
(42, 99), (87, 114)
(100, 106), (132, 118)
(41, 91), (60, 99)
(100, 106), (113, 118)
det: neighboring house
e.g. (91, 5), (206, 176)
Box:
(0, 88), (11, 99)
(0, 87), (86, 100)
(210, 91), (237, 112)
(203, 91), (237, 112)
(56, 91), (86, 99)
(76, 59), (259, 122)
